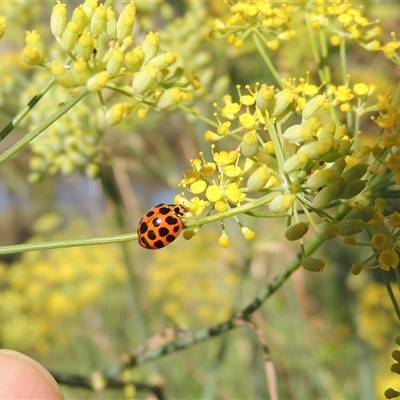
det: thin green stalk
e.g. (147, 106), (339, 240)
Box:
(318, 30), (332, 84)
(251, 31), (283, 88)
(380, 268), (400, 323)
(340, 39), (353, 129)
(339, 39), (348, 85)
(177, 103), (220, 128)
(0, 192), (277, 255)
(304, 11), (324, 84)
(0, 87), (90, 165)
(0, 232), (137, 255)
(0, 77), (56, 141)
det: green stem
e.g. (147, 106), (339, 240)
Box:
(177, 103), (220, 128)
(318, 30), (331, 84)
(0, 77), (56, 141)
(0, 233), (137, 255)
(380, 268), (400, 323)
(305, 11), (324, 84)
(251, 31), (283, 88)
(0, 192), (277, 255)
(0, 87), (90, 165)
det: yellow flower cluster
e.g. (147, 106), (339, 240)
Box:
(177, 77), (400, 257)
(210, 1), (295, 49)
(309, 1), (381, 47)
(180, 146), (246, 214)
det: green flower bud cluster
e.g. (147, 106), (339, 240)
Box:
(25, 77), (103, 182)
(22, 1), (199, 123)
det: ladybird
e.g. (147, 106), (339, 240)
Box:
(137, 203), (187, 249)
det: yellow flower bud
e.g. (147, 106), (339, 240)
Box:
(72, 58), (90, 86)
(71, 6), (88, 36)
(149, 52), (177, 69)
(306, 169), (336, 190)
(132, 64), (159, 94)
(242, 227), (256, 240)
(51, 61), (77, 88)
(272, 88), (294, 118)
(269, 193), (296, 214)
(116, 2), (136, 41)
(334, 125), (346, 140)
(106, 8), (117, 38)
(91, 4), (107, 37)
(23, 31), (47, 66)
(141, 31), (160, 64)
(302, 257), (325, 272)
(318, 120), (336, 139)
(302, 95), (329, 120)
(125, 46), (145, 72)
(337, 219), (365, 236)
(283, 124), (302, 143)
(361, 40), (381, 51)
(284, 222), (309, 241)
(256, 84), (275, 111)
(61, 20), (81, 53)
(247, 165), (271, 191)
(87, 71), (111, 91)
(298, 138), (332, 160)
(106, 49), (124, 76)
(156, 87), (183, 110)
(240, 130), (258, 158)
(22, 46), (41, 66)
(75, 33), (95, 60)
(50, 1), (67, 38)
(105, 102), (133, 126)
(315, 222), (338, 240)
(82, 0), (97, 18)
(215, 200), (227, 212)
(282, 152), (309, 174)
(283, 123), (318, 144)
(218, 233), (230, 248)
(312, 177), (347, 209)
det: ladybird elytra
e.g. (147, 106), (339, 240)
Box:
(137, 203), (187, 249)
